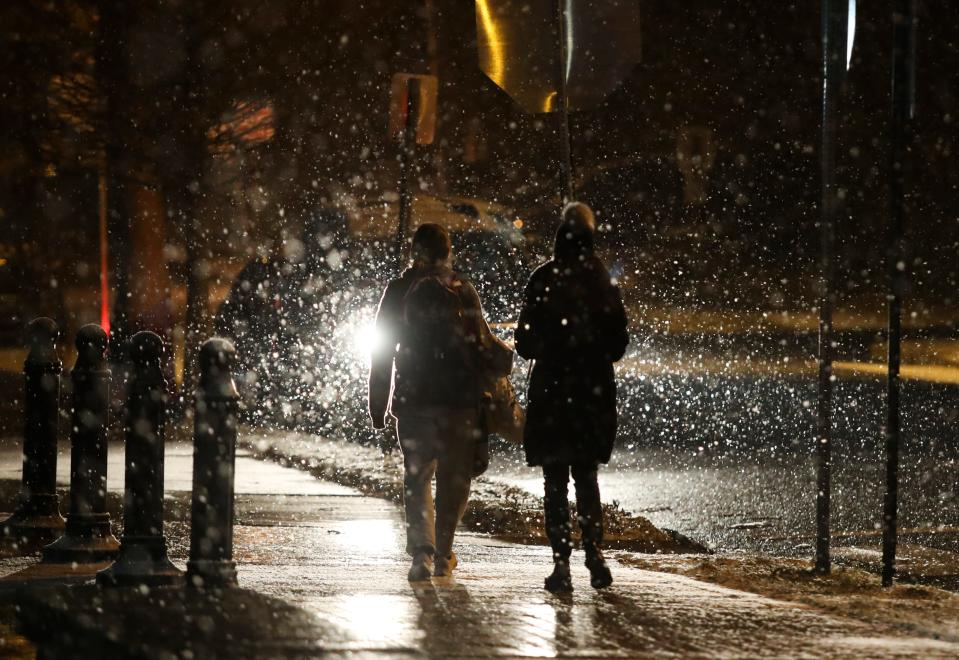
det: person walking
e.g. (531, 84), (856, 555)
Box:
(515, 202), (629, 592)
(369, 223), (494, 581)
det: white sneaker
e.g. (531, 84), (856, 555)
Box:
(408, 553), (433, 582)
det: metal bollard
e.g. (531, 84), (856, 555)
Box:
(97, 331), (182, 586)
(186, 338), (239, 589)
(1, 318), (65, 547)
(42, 324), (120, 563)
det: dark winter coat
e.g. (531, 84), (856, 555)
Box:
(368, 265), (491, 425)
(515, 234), (629, 467)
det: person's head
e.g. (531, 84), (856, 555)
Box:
(410, 223), (452, 267)
(553, 201), (596, 262)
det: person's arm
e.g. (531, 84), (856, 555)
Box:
(459, 279), (513, 376)
(457, 279), (487, 339)
(514, 270), (546, 361)
(368, 281), (400, 428)
(593, 259), (629, 362)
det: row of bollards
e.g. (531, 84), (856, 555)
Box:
(0, 318), (240, 590)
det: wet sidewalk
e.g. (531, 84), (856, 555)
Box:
(230, 506), (959, 657)
(4, 436), (959, 657)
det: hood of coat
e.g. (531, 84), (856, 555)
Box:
(400, 263), (455, 285)
(553, 202), (596, 263)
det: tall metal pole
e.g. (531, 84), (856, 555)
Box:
(395, 77), (421, 267)
(98, 172), (110, 335)
(816, 0), (847, 575)
(423, 0), (447, 195)
(882, 0), (915, 588)
(95, 0), (133, 352)
(555, 0), (574, 203)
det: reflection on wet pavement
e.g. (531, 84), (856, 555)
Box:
(329, 593), (417, 652)
(233, 486), (959, 657)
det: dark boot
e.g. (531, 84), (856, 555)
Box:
(572, 462), (611, 589)
(543, 464), (574, 592)
(544, 559), (573, 593)
(585, 548), (612, 589)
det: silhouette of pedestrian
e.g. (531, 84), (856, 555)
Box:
(515, 202), (629, 592)
(369, 223), (496, 581)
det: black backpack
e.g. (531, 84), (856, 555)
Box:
(403, 275), (468, 353)
(398, 274), (478, 402)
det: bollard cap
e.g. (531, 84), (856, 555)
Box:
(25, 317), (61, 370)
(130, 331), (164, 365)
(28, 317), (58, 342)
(75, 324), (109, 371)
(199, 337), (239, 400)
(127, 331), (167, 408)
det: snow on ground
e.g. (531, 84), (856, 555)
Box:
(242, 426), (707, 553)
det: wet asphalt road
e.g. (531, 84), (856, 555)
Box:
(488, 448), (959, 554)
(489, 335), (959, 554)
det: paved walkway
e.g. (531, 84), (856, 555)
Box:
(230, 495), (959, 658)
(2, 438), (959, 657)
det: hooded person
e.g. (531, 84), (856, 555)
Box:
(515, 202), (629, 592)
(368, 223), (497, 581)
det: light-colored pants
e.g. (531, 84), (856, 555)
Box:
(396, 408), (480, 559)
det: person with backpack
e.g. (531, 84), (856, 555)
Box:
(515, 202), (629, 592)
(369, 223), (497, 581)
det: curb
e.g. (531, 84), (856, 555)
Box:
(241, 428), (710, 554)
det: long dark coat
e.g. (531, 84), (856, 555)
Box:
(515, 239), (628, 467)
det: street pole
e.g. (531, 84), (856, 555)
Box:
(395, 77), (421, 268)
(423, 0), (446, 195)
(882, 0), (915, 589)
(98, 171), (110, 335)
(815, 0), (847, 575)
(94, 0), (133, 353)
(555, 0), (574, 203)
